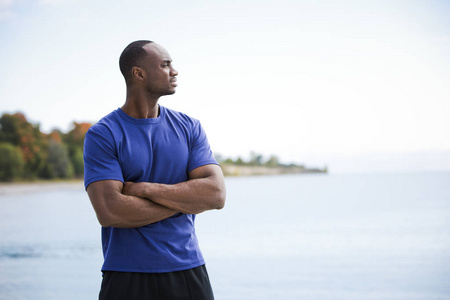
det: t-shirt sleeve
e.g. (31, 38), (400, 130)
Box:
(83, 125), (124, 189)
(187, 121), (219, 172)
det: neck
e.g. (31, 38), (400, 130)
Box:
(121, 87), (160, 119)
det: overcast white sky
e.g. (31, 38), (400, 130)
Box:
(1, 0), (449, 173)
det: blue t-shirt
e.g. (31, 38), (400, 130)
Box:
(83, 106), (218, 273)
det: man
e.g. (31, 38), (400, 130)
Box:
(83, 40), (226, 300)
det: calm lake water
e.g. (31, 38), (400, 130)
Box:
(0, 172), (449, 300)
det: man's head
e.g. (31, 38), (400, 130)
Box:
(119, 40), (154, 82)
(119, 40), (178, 97)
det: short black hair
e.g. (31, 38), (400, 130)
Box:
(119, 40), (154, 81)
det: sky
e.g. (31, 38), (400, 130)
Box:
(1, 0), (449, 173)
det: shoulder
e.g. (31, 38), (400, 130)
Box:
(163, 106), (200, 127)
(87, 110), (121, 135)
(85, 110), (124, 145)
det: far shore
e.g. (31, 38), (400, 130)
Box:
(220, 164), (327, 177)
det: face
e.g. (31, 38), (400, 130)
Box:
(137, 43), (178, 97)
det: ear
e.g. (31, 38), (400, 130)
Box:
(131, 66), (145, 82)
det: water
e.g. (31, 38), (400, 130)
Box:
(0, 172), (449, 299)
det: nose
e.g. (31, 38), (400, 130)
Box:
(170, 66), (178, 76)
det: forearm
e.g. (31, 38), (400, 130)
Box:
(87, 181), (178, 228)
(122, 164), (226, 215)
(101, 194), (178, 228)
(124, 177), (224, 215)
(144, 178), (224, 214)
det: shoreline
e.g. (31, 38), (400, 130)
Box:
(0, 166), (327, 195)
(220, 164), (327, 176)
(0, 180), (84, 196)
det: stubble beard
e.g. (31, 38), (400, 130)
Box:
(146, 83), (176, 98)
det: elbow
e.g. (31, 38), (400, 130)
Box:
(214, 187), (226, 210)
(216, 200), (225, 210)
(96, 210), (123, 228)
(192, 186), (225, 214)
(208, 172), (226, 210)
(96, 213), (115, 228)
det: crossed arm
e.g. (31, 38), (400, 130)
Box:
(86, 164), (226, 228)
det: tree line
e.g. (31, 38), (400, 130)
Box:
(0, 112), (321, 182)
(215, 152), (305, 169)
(0, 112), (91, 182)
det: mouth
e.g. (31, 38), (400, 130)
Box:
(170, 78), (177, 87)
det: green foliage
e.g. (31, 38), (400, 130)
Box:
(216, 152), (307, 169)
(249, 151), (263, 166)
(71, 147), (84, 177)
(0, 114), (21, 145)
(41, 141), (74, 179)
(64, 122), (90, 178)
(0, 112), (47, 178)
(224, 158), (234, 164)
(265, 155), (279, 167)
(217, 152), (282, 167)
(235, 157), (245, 165)
(216, 152), (325, 177)
(0, 143), (24, 181)
(0, 112), (91, 182)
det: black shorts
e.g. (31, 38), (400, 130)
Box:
(99, 265), (214, 300)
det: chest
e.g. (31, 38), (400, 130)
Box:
(117, 125), (191, 183)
